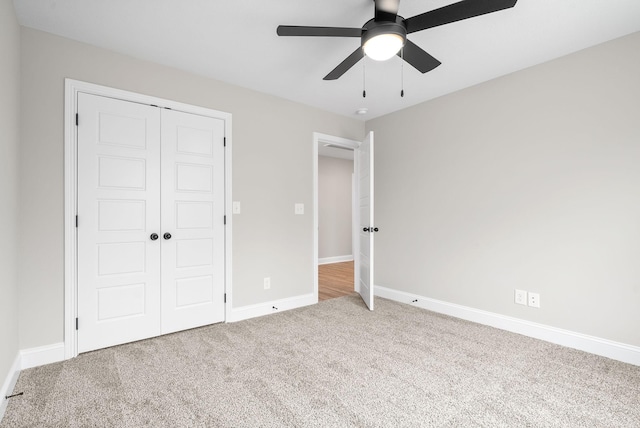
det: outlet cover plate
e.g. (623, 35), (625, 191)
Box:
(528, 292), (540, 308)
(514, 289), (527, 305)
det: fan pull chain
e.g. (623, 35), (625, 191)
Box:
(400, 48), (405, 98)
(362, 60), (367, 98)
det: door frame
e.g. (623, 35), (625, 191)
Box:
(312, 132), (361, 299)
(64, 79), (233, 359)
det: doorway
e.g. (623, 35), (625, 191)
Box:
(313, 133), (359, 302)
(318, 148), (355, 300)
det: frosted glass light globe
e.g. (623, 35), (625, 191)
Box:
(363, 33), (404, 61)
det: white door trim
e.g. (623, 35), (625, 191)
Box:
(312, 132), (361, 300)
(64, 79), (232, 359)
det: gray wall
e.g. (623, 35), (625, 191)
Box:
(367, 32), (640, 347)
(0, 0), (21, 388)
(18, 28), (364, 349)
(318, 156), (353, 260)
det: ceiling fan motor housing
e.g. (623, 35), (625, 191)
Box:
(362, 18), (407, 49)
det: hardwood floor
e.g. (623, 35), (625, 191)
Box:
(318, 261), (356, 301)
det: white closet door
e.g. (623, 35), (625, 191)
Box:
(160, 109), (226, 334)
(77, 93), (162, 353)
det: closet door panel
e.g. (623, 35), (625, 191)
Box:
(160, 109), (226, 334)
(77, 93), (162, 353)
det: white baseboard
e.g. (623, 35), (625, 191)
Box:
(375, 286), (640, 366)
(0, 353), (21, 421)
(318, 255), (353, 265)
(227, 293), (317, 323)
(1, 342), (65, 422)
(20, 343), (65, 370)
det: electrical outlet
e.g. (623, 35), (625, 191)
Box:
(264, 277), (271, 290)
(514, 289), (527, 305)
(528, 292), (540, 308)
(294, 203), (304, 215)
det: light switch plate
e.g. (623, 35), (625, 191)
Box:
(294, 203), (304, 215)
(232, 201), (241, 214)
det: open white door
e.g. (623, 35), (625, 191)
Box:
(357, 131), (375, 310)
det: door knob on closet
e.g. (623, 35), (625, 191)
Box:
(363, 227), (370, 232)
(163, 233), (172, 240)
(150, 233), (159, 241)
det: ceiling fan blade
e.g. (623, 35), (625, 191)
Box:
(375, 0), (400, 22)
(399, 40), (441, 73)
(277, 26), (362, 37)
(324, 47), (365, 80)
(404, 0), (517, 34)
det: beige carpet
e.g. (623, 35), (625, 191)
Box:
(2, 295), (639, 427)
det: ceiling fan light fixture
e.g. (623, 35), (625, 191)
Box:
(363, 33), (404, 61)
(361, 20), (407, 62)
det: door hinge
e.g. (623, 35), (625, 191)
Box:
(224, 215), (226, 225)
(75, 215), (78, 228)
(223, 137), (226, 147)
(75, 318), (78, 330)
(224, 293), (227, 303)
(75, 113), (78, 126)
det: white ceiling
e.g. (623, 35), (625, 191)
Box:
(13, 0), (640, 120)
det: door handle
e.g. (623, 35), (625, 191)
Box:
(363, 227), (370, 232)
(163, 233), (172, 240)
(362, 227), (379, 233)
(150, 233), (159, 241)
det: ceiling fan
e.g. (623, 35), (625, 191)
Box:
(277, 0), (518, 80)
